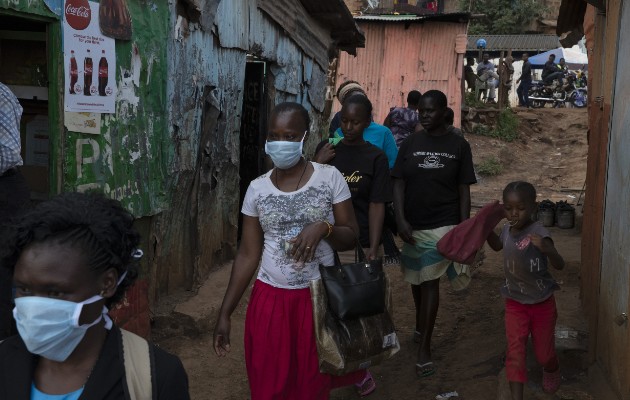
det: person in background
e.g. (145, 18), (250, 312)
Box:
(316, 95), (392, 262)
(392, 90), (476, 379)
(214, 103), (376, 399)
(476, 53), (500, 103)
(486, 182), (565, 399)
(557, 58), (568, 74)
(516, 53), (533, 108)
(329, 81), (368, 136)
(464, 57), (477, 92)
(0, 82), (30, 340)
(317, 96), (398, 169)
(0, 192), (190, 399)
(542, 54), (564, 86)
(383, 90), (422, 147)
(444, 107), (463, 137)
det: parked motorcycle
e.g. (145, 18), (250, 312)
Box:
(528, 72), (588, 108)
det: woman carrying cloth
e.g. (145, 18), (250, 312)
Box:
(392, 90), (477, 378)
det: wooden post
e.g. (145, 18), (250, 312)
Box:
(498, 50), (515, 108)
(497, 51), (505, 107)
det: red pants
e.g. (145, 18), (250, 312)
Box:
(245, 280), (365, 400)
(504, 296), (559, 383)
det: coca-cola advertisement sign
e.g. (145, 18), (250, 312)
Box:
(65, 0), (91, 31)
(64, 1), (116, 114)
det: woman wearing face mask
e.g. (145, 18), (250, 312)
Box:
(0, 192), (190, 399)
(213, 102), (376, 398)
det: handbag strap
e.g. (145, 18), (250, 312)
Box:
(334, 238), (366, 266)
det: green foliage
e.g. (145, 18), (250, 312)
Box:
(472, 108), (520, 142)
(476, 157), (503, 176)
(494, 108), (520, 142)
(460, 0), (548, 35)
(465, 92), (486, 108)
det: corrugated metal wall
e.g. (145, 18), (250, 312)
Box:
(151, 0), (333, 296)
(335, 21), (468, 127)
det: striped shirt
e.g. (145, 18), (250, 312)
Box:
(0, 83), (23, 174)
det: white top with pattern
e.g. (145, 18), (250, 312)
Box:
(241, 162), (351, 289)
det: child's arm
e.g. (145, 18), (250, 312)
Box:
(529, 234), (565, 270)
(487, 230), (503, 251)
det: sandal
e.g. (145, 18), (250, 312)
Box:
(355, 370), (376, 397)
(542, 367), (561, 394)
(415, 361), (436, 378)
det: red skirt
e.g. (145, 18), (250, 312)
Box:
(245, 280), (365, 400)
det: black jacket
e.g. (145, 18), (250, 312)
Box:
(0, 326), (190, 400)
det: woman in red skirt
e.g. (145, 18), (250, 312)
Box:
(213, 102), (375, 399)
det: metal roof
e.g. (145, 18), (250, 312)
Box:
(467, 34), (561, 52)
(354, 12), (470, 23)
(556, 0), (589, 47)
(297, 0), (366, 52)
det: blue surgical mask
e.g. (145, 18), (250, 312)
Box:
(265, 131), (307, 169)
(12, 271), (126, 362)
(13, 295), (107, 362)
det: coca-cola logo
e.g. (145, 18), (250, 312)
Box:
(65, 0), (91, 31)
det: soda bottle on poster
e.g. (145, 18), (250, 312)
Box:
(84, 49), (93, 96)
(69, 50), (78, 94)
(99, 0), (133, 40)
(98, 50), (108, 96)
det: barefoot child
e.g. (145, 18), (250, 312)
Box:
(487, 181), (565, 400)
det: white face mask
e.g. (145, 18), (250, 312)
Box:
(13, 295), (106, 362)
(265, 131), (307, 169)
(12, 271), (127, 362)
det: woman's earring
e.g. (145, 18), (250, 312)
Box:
(100, 289), (106, 297)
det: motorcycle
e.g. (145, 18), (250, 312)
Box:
(528, 72), (588, 108)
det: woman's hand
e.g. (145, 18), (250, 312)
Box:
(365, 247), (378, 261)
(397, 218), (416, 245)
(313, 143), (336, 164)
(289, 221), (328, 263)
(213, 314), (231, 357)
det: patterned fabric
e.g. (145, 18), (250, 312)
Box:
(241, 162), (351, 289)
(400, 226), (470, 290)
(387, 107), (418, 147)
(0, 83), (23, 174)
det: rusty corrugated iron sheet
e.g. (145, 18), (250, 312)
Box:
(467, 35), (561, 52)
(298, 0), (366, 52)
(556, 0), (588, 46)
(336, 20), (468, 127)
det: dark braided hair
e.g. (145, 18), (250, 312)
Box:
(342, 94), (373, 118)
(271, 102), (311, 131)
(503, 181), (537, 205)
(0, 192), (140, 306)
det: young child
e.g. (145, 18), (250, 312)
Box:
(487, 181), (565, 400)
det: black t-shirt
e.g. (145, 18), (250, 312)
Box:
(521, 61), (532, 81)
(316, 141), (392, 247)
(391, 131), (477, 230)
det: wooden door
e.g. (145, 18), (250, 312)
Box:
(598, 1), (630, 396)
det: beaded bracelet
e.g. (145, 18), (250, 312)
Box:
(322, 220), (333, 238)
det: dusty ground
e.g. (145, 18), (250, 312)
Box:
(154, 108), (613, 399)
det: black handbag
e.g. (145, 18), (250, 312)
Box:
(319, 246), (386, 321)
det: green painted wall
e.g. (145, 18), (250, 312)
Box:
(1, 0), (171, 217)
(65, 1), (170, 216)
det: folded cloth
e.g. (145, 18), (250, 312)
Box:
(401, 226), (470, 291)
(437, 201), (505, 265)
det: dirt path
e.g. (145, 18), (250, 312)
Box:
(154, 108), (601, 400)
